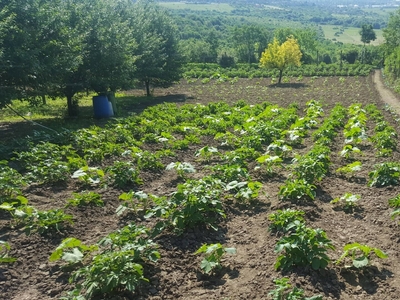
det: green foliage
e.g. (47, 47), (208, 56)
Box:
(145, 177), (225, 232)
(336, 243), (388, 268)
(71, 166), (105, 187)
(0, 160), (26, 203)
(66, 223), (159, 299)
(336, 161), (362, 178)
(50, 238), (98, 264)
(268, 209), (305, 234)
(370, 127), (397, 156)
(68, 250), (147, 299)
(275, 221), (334, 271)
(98, 223), (160, 263)
(388, 195), (400, 221)
(210, 164), (250, 182)
(340, 145), (362, 160)
(368, 162), (400, 187)
(131, 0), (183, 96)
(66, 192), (103, 208)
(1, 203), (73, 235)
(116, 191), (151, 216)
(0, 241), (17, 264)
(195, 146), (220, 162)
(359, 24), (377, 45)
(107, 161), (143, 188)
(256, 154), (283, 176)
(268, 277), (323, 300)
(279, 179), (316, 201)
(225, 180), (262, 202)
(165, 162), (196, 179)
(331, 193), (360, 212)
(195, 243), (236, 274)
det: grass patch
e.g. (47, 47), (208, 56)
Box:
(321, 25), (384, 45)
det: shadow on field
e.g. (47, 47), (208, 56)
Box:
(118, 93), (189, 115)
(269, 82), (308, 88)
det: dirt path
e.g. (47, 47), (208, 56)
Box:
(372, 69), (400, 113)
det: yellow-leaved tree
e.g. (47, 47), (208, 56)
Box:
(260, 36), (302, 84)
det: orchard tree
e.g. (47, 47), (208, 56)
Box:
(232, 25), (272, 64)
(131, 0), (183, 96)
(260, 37), (302, 84)
(0, 0), (75, 109)
(360, 24), (377, 46)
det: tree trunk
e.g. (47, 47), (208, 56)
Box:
(278, 69), (283, 84)
(42, 95), (46, 105)
(66, 94), (78, 117)
(145, 80), (151, 97)
(108, 91), (117, 116)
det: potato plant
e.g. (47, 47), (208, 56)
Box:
(195, 243), (236, 274)
(336, 243), (388, 269)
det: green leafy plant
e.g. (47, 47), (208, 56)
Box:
(195, 146), (220, 162)
(256, 154), (283, 176)
(67, 250), (148, 299)
(340, 144), (362, 160)
(98, 223), (160, 263)
(266, 140), (292, 158)
(0, 241), (17, 263)
(368, 162), (400, 187)
(336, 243), (388, 268)
(336, 161), (362, 178)
(65, 224), (159, 299)
(145, 176), (225, 232)
(388, 195), (400, 222)
(195, 243), (236, 274)
(0, 161), (26, 203)
(275, 221), (334, 271)
(279, 179), (316, 201)
(210, 164), (250, 182)
(50, 237), (98, 264)
(225, 180), (262, 202)
(331, 193), (360, 212)
(71, 166), (105, 186)
(66, 191), (104, 207)
(107, 161), (143, 188)
(268, 209), (305, 234)
(268, 277), (322, 300)
(116, 191), (151, 216)
(165, 162), (196, 179)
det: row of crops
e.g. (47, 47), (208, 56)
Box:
(1, 99), (400, 299)
(182, 63), (375, 79)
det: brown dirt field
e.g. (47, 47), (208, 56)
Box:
(1, 74), (400, 300)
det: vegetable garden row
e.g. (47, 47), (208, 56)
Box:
(1, 76), (400, 299)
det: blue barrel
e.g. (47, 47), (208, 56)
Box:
(93, 95), (114, 118)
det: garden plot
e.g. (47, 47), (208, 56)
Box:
(1, 75), (400, 300)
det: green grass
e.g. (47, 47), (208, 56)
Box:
(158, 1), (234, 12)
(0, 92), (151, 122)
(321, 25), (384, 45)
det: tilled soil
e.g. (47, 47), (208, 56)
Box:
(1, 74), (400, 300)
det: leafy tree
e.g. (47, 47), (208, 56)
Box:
(131, 0), (183, 96)
(260, 37), (302, 84)
(232, 25), (272, 64)
(359, 24), (376, 46)
(383, 8), (400, 52)
(275, 28), (318, 63)
(0, 0), (77, 110)
(81, 0), (136, 96)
